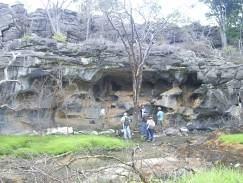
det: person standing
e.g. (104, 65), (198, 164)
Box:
(140, 105), (147, 118)
(121, 112), (132, 139)
(146, 116), (155, 142)
(139, 117), (148, 140)
(156, 107), (164, 128)
(100, 107), (106, 129)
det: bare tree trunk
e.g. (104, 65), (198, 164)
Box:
(51, 107), (57, 127)
(239, 18), (242, 55)
(220, 26), (227, 48)
(132, 72), (139, 128)
(218, 4), (227, 49)
(86, 16), (91, 40)
(132, 69), (143, 128)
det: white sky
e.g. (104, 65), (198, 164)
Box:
(0, 0), (214, 25)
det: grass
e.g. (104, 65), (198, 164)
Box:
(219, 134), (243, 144)
(171, 167), (243, 183)
(0, 135), (129, 157)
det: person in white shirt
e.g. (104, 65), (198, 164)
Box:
(146, 116), (155, 142)
(100, 107), (106, 128)
(140, 105), (147, 118)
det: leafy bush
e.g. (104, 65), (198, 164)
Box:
(52, 33), (67, 43)
(223, 46), (238, 56)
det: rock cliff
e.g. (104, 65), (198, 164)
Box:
(0, 3), (242, 134)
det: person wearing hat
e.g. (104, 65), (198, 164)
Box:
(120, 112), (132, 139)
(146, 116), (155, 142)
(156, 107), (164, 128)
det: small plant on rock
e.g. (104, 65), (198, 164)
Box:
(21, 34), (32, 42)
(52, 33), (67, 43)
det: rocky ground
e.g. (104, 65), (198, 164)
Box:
(0, 131), (242, 183)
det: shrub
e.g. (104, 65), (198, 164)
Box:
(21, 34), (32, 42)
(223, 46), (243, 64)
(52, 33), (67, 43)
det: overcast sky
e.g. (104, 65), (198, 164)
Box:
(0, 0), (214, 25)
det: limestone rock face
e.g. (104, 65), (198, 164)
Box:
(0, 4), (242, 134)
(156, 87), (183, 109)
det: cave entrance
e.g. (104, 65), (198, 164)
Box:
(93, 71), (176, 102)
(93, 72), (132, 101)
(181, 72), (203, 108)
(90, 70), (205, 128)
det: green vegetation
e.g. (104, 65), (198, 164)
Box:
(52, 33), (67, 43)
(219, 134), (243, 144)
(172, 167), (243, 183)
(21, 34), (32, 42)
(0, 135), (129, 157)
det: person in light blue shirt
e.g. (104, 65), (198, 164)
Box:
(156, 107), (164, 127)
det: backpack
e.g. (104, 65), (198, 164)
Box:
(148, 120), (155, 129)
(124, 117), (130, 127)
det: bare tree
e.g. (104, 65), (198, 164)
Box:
(9, 4), (30, 36)
(76, 0), (97, 40)
(42, 0), (73, 35)
(103, 0), (171, 126)
(238, 4), (243, 54)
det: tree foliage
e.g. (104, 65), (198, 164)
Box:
(201, 0), (243, 48)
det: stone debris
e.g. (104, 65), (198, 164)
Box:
(46, 127), (74, 135)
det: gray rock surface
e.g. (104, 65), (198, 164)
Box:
(164, 128), (181, 136)
(0, 4), (242, 134)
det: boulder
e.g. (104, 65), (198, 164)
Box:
(164, 127), (181, 136)
(225, 105), (241, 120)
(77, 130), (99, 135)
(179, 127), (189, 136)
(99, 129), (115, 135)
(156, 87), (182, 109)
(235, 68), (243, 80)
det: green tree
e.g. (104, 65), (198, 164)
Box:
(201, 0), (242, 48)
(234, 2), (243, 53)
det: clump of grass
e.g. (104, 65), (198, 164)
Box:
(172, 167), (243, 183)
(219, 134), (243, 144)
(52, 33), (67, 43)
(0, 135), (129, 157)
